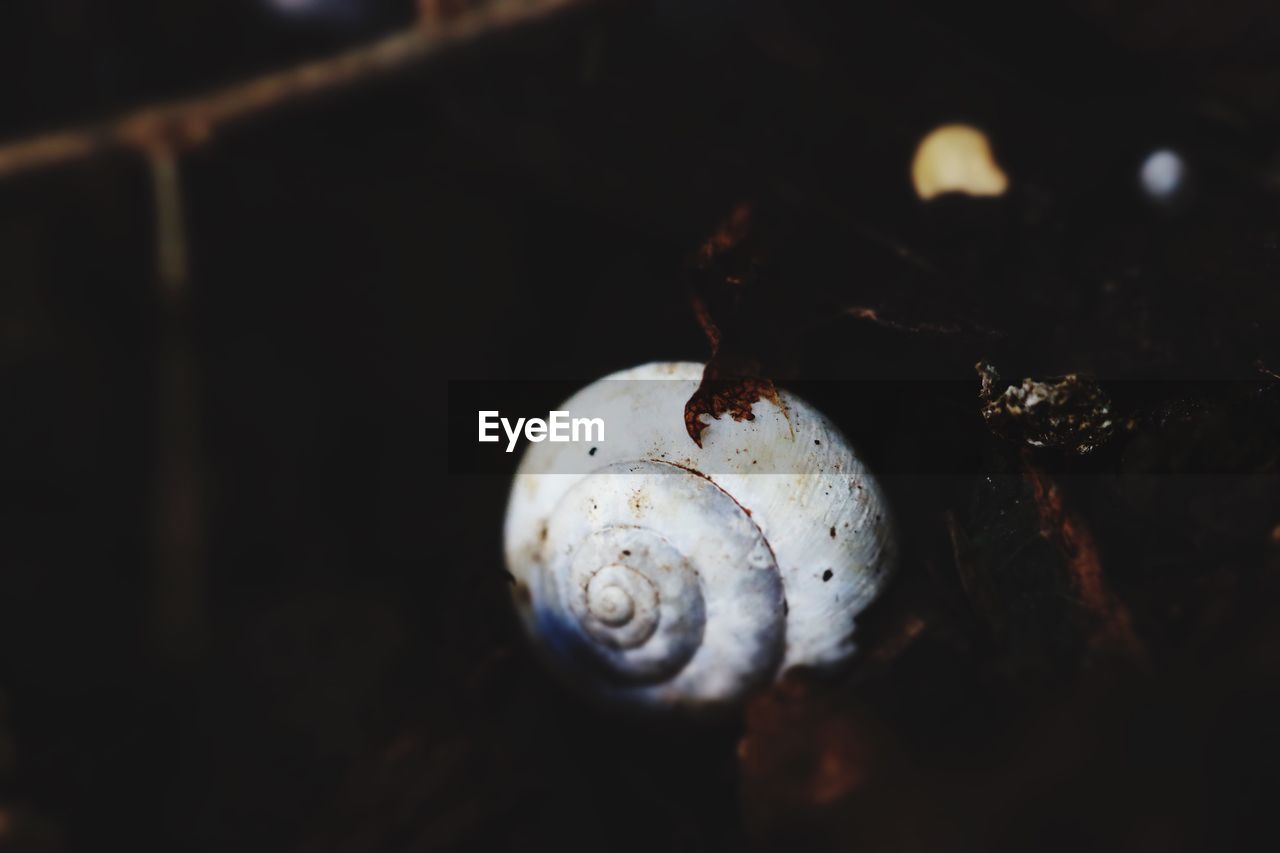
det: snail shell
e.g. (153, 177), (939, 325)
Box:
(503, 362), (896, 712)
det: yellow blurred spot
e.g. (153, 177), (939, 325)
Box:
(911, 123), (1009, 201)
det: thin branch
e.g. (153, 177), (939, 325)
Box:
(147, 145), (206, 660)
(0, 0), (585, 180)
(149, 147), (189, 296)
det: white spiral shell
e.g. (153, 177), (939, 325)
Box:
(503, 362), (896, 712)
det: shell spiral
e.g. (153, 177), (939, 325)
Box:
(503, 362), (896, 712)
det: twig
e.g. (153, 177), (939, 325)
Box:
(147, 146), (207, 660)
(150, 148), (188, 295)
(0, 0), (585, 180)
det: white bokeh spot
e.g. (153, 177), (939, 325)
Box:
(1140, 149), (1185, 200)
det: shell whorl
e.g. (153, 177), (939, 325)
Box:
(534, 460), (784, 703)
(504, 362), (896, 712)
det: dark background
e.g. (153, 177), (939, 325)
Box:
(1, 1), (1279, 850)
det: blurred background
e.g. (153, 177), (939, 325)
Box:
(2, 0), (1280, 850)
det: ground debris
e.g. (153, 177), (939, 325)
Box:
(738, 677), (899, 850)
(947, 444), (1146, 668)
(1021, 454), (1145, 662)
(977, 360), (1115, 454)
